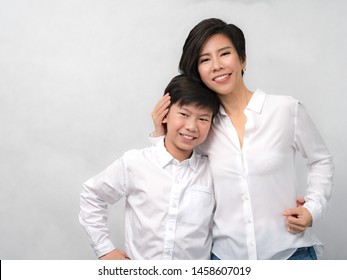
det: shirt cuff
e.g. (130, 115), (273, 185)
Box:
(93, 239), (116, 258)
(149, 132), (164, 145)
(303, 202), (321, 224)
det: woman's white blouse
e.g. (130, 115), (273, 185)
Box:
(199, 89), (334, 259)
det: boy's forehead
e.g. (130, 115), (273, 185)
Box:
(176, 103), (213, 115)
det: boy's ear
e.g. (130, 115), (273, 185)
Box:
(162, 115), (168, 124)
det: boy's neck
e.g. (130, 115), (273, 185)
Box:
(163, 139), (193, 162)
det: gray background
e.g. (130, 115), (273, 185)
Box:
(0, 0), (346, 259)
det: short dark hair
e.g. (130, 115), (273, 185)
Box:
(164, 74), (220, 119)
(179, 18), (246, 83)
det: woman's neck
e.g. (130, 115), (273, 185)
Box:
(218, 85), (253, 149)
(219, 87), (253, 116)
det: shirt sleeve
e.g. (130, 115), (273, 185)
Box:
(149, 132), (165, 145)
(79, 156), (128, 258)
(294, 101), (334, 222)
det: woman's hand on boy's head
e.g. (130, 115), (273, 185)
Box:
(151, 93), (171, 137)
(99, 249), (131, 260)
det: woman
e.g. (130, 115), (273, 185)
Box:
(151, 18), (334, 260)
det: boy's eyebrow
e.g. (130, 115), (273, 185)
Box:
(199, 46), (234, 57)
(179, 106), (213, 117)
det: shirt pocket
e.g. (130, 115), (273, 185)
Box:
(180, 185), (214, 226)
(190, 184), (213, 195)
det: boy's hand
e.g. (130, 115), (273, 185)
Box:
(296, 196), (305, 207)
(282, 201), (313, 234)
(151, 93), (171, 137)
(99, 249), (130, 260)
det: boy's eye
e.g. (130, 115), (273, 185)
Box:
(179, 112), (188, 117)
(199, 118), (210, 122)
(221, 51), (230, 56)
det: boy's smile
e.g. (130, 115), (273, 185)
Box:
(179, 133), (197, 141)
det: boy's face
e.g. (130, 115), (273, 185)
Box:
(162, 102), (213, 162)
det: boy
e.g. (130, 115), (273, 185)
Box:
(79, 75), (220, 260)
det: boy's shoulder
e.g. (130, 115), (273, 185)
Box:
(122, 145), (155, 160)
(195, 151), (209, 160)
(192, 150), (210, 168)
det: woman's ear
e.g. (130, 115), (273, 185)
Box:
(241, 57), (247, 73)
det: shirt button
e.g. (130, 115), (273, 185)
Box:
(172, 203), (177, 208)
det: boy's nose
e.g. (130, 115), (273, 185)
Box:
(185, 120), (198, 131)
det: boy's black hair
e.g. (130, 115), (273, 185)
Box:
(164, 74), (220, 119)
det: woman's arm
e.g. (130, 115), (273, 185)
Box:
(290, 102), (334, 226)
(151, 93), (171, 137)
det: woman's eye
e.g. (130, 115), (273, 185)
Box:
(199, 58), (209, 64)
(221, 51), (230, 56)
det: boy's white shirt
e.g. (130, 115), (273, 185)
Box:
(79, 138), (215, 259)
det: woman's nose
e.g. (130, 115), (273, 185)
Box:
(213, 58), (223, 72)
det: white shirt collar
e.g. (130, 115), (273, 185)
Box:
(155, 137), (199, 172)
(219, 89), (267, 116)
(246, 89), (267, 114)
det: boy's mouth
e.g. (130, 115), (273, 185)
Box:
(179, 133), (197, 140)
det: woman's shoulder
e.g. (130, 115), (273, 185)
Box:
(256, 89), (300, 108)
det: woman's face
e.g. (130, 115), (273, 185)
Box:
(197, 33), (246, 96)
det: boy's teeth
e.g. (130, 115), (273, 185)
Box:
(181, 134), (194, 140)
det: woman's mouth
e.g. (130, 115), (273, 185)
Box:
(213, 73), (231, 82)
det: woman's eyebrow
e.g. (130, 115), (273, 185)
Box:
(199, 46), (234, 57)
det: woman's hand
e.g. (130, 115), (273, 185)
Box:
(151, 93), (171, 137)
(282, 197), (313, 234)
(99, 249), (130, 260)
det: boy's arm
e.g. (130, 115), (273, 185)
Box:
(79, 157), (128, 258)
(99, 249), (130, 260)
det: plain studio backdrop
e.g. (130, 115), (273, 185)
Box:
(0, 0), (346, 260)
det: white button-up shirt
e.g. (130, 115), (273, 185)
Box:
(199, 89), (334, 259)
(79, 139), (214, 260)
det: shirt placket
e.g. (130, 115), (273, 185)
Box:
(225, 111), (257, 259)
(239, 151), (257, 259)
(162, 161), (182, 260)
(242, 111), (257, 259)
